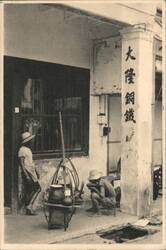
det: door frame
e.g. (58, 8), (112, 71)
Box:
(107, 93), (121, 176)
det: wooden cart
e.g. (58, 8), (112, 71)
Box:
(43, 202), (81, 231)
(43, 112), (83, 230)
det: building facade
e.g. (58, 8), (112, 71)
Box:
(4, 2), (163, 217)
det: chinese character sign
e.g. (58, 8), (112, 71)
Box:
(124, 46), (136, 124)
(124, 108), (136, 123)
(125, 68), (136, 84)
(125, 92), (135, 105)
(125, 46), (136, 61)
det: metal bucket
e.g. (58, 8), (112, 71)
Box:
(48, 184), (65, 204)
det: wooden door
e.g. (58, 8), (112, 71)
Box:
(4, 56), (23, 212)
(107, 95), (121, 174)
(4, 57), (13, 207)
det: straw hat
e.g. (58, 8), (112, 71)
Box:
(88, 170), (102, 181)
(21, 132), (35, 144)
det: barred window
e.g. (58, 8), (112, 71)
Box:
(20, 66), (89, 156)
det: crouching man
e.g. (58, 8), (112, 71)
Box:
(86, 170), (116, 216)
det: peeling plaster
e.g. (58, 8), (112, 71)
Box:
(93, 36), (122, 95)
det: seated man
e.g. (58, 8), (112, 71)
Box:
(86, 170), (116, 215)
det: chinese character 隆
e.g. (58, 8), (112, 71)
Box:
(125, 68), (136, 84)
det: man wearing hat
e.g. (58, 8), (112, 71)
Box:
(86, 170), (116, 215)
(18, 132), (41, 215)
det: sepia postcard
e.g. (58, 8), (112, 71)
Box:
(0, 0), (166, 249)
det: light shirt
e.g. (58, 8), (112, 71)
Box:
(18, 145), (37, 180)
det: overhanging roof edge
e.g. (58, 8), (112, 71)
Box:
(51, 3), (130, 27)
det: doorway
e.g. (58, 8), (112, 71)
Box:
(4, 56), (90, 211)
(107, 95), (121, 175)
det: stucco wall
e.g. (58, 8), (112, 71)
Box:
(92, 36), (121, 95)
(34, 157), (94, 207)
(5, 4), (162, 209)
(153, 100), (162, 165)
(34, 95), (108, 207)
(4, 4), (109, 205)
(108, 96), (121, 172)
(108, 98), (162, 170)
(4, 4), (91, 68)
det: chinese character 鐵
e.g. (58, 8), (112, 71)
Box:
(124, 108), (136, 123)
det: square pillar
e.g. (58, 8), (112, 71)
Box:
(120, 24), (155, 217)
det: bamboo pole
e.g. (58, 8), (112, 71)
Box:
(59, 111), (66, 190)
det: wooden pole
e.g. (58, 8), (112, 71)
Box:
(59, 112), (66, 190)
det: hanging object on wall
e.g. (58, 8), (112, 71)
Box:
(97, 113), (107, 125)
(92, 36), (122, 95)
(97, 94), (111, 136)
(21, 78), (33, 109)
(24, 118), (41, 135)
(103, 126), (111, 136)
(97, 94), (107, 125)
(155, 38), (162, 73)
(155, 59), (162, 73)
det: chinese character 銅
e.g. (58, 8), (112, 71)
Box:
(126, 46), (136, 61)
(125, 92), (135, 105)
(125, 68), (136, 84)
(124, 108), (136, 123)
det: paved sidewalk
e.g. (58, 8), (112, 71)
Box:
(4, 197), (163, 245)
(4, 206), (137, 244)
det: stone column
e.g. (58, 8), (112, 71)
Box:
(120, 24), (155, 217)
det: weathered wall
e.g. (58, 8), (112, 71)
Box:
(5, 4), (162, 211)
(108, 96), (121, 172)
(4, 4), (110, 205)
(34, 95), (108, 207)
(120, 26), (154, 217)
(34, 157), (94, 207)
(153, 100), (162, 165)
(30, 28), (162, 208)
(4, 4), (91, 68)
(108, 97), (162, 170)
(92, 36), (121, 95)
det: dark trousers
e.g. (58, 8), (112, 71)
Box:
(22, 170), (41, 209)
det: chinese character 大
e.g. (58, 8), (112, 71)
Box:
(125, 46), (136, 61)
